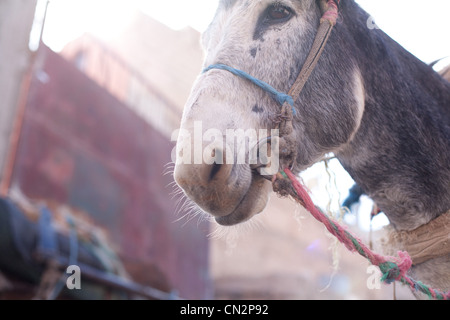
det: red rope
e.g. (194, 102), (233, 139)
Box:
(321, 0), (340, 25)
(277, 168), (450, 300)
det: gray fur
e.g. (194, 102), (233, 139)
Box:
(175, 0), (450, 293)
(329, 2), (450, 231)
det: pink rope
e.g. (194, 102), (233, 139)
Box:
(321, 0), (340, 25)
(284, 169), (384, 263)
(279, 168), (450, 300)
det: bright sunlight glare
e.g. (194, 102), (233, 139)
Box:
(42, 0), (450, 62)
(42, 0), (219, 51)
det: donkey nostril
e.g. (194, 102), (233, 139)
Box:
(207, 147), (227, 181)
(209, 162), (223, 181)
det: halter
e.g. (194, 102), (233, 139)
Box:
(202, 0), (340, 172)
(200, 3), (450, 299)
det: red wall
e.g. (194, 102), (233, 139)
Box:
(12, 46), (211, 299)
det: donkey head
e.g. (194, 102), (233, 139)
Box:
(174, 0), (365, 226)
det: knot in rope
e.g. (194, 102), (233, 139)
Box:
(379, 251), (412, 284)
(321, 0), (340, 25)
(273, 168), (450, 300)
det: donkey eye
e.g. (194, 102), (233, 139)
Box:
(254, 3), (294, 40)
(267, 5), (292, 21)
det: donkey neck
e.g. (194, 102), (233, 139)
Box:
(334, 2), (450, 231)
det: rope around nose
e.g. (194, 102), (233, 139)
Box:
(202, 64), (296, 114)
(273, 168), (450, 300)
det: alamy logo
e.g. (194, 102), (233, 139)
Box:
(171, 121), (280, 175)
(367, 16), (380, 30)
(66, 265), (81, 290)
(367, 265), (382, 290)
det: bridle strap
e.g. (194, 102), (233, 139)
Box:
(287, 0), (339, 101)
(202, 0), (340, 171)
(277, 0), (339, 170)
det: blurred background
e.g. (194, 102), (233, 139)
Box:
(0, 0), (448, 300)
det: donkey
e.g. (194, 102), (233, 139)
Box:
(174, 0), (450, 293)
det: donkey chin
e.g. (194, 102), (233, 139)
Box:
(174, 162), (272, 226)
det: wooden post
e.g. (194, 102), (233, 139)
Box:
(0, 0), (38, 196)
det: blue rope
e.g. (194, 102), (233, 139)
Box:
(203, 64), (296, 114)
